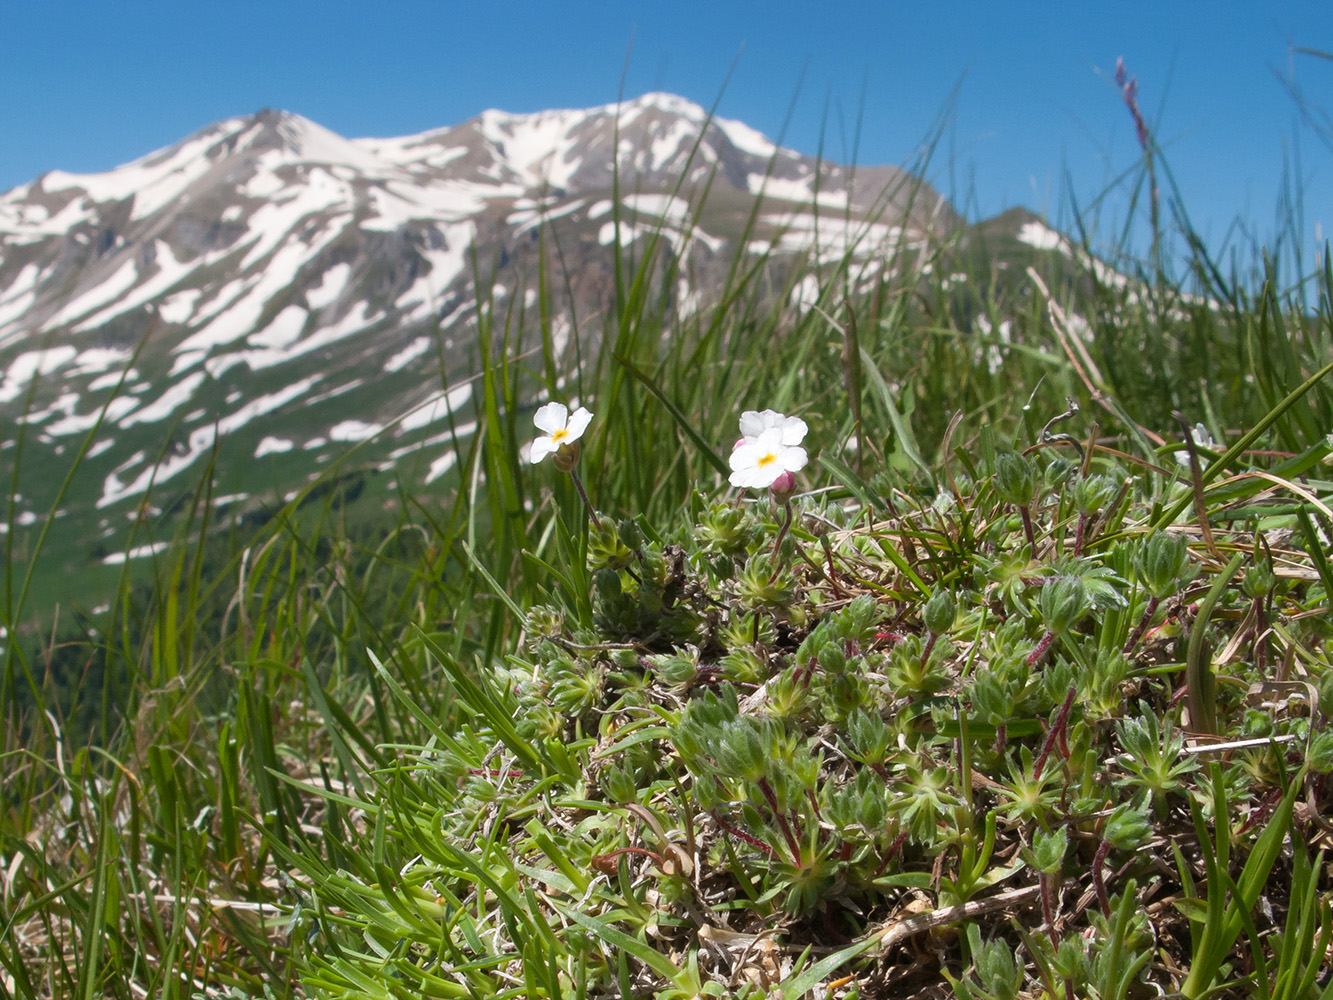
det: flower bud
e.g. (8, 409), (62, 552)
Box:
(994, 452), (1037, 507)
(1135, 531), (1191, 598)
(769, 469), (797, 499)
(923, 587), (956, 636)
(552, 440), (581, 472)
(1242, 559), (1275, 600)
(1038, 576), (1090, 634)
(1071, 473), (1117, 514)
(1031, 826), (1068, 874)
(1102, 800), (1151, 851)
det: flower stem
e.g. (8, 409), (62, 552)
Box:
(1040, 870), (1059, 948)
(1092, 838), (1113, 917)
(1122, 595), (1161, 653)
(1027, 629), (1057, 667)
(567, 467), (603, 531)
(820, 536), (844, 599)
(1254, 596), (1267, 675)
(1019, 504), (1037, 550)
(758, 777), (803, 867)
(919, 632), (938, 668)
(1033, 686), (1077, 780)
(872, 831), (909, 878)
(1072, 511), (1090, 557)
(766, 500), (794, 583)
(711, 812), (775, 856)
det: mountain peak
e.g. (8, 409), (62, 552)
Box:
(227, 109), (385, 173)
(619, 92), (708, 118)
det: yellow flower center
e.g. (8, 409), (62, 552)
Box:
(756, 452), (776, 467)
(551, 429), (569, 443)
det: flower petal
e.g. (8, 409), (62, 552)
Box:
(533, 402), (568, 434)
(779, 416), (808, 446)
(752, 427), (786, 452)
(730, 463), (779, 488)
(780, 444), (808, 472)
(564, 406), (594, 441)
(738, 410), (771, 440)
(529, 436), (558, 463)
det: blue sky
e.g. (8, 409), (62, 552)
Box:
(4, 1), (1330, 270)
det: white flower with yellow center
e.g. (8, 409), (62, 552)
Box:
(729, 417), (808, 488)
(530, 402), (593, 464)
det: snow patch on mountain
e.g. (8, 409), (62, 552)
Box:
(623, 193), (693, 224)
(749, 175), (850, 209)
(240, 177), (350, 268)
(305, 263), (351, 310)
(158, 289), (201, 325)
(1018, 220), (1065, 251)
(0, 346), (77, 403)
(399, 383), (475, 432)
(508, 198), (585, 233)
(329, 420), (382, 442)
(70, 347), (133, 376)
(255, 436), (294, 457)
(425, 450), (458, 484)
(249, 305), (308, 350)
(120, 372), (206, 426)
(385, 336), (431, 373)
(46, 395), (138, 436)
(0, 264), (44, 335)
(101, 541), (171, 565)
(46, 256), (142, 329)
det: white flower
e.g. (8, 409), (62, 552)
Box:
(729, 426), (808, 488)
(736, 409), (808, 449)
(1174, 422), (1216, 467)
(529, 402), (593, 464)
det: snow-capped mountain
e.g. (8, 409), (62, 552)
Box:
(0, 93), (957, 567)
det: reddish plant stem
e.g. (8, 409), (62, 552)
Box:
(872, 831), (909, 878)
(1122, 595), (1162, 653)
(758, 777), (803, 867)
(1034, 686), (1078, 780)
(1093, 839), (1113, 917)
(568, 467), (604, 531)
(711, 812), (775, 856)
(1072, 512), (1090, 558)
(1235, 786), (1284, 837)
(1019, 505), (1037, 550)
(1040, 871), (1059, 948)
(1027, 630), (1057, 667)
(919, 632), (939, 668)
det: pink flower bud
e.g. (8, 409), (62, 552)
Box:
(769, 470), (796, 498)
